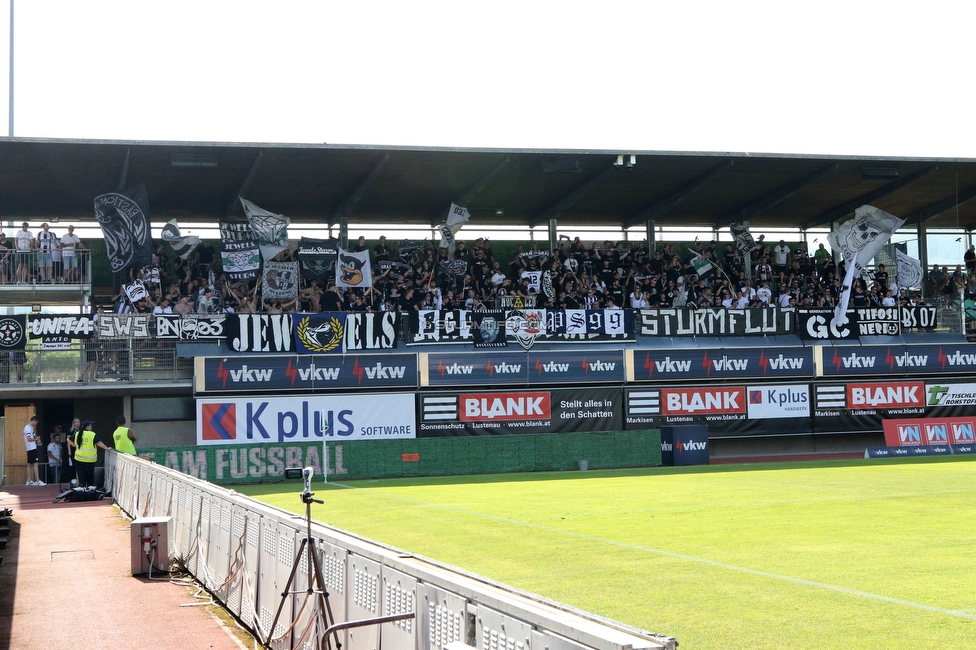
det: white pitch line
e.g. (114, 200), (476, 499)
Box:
(322, 482), (976, 622)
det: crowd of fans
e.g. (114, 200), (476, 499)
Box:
(109, 234), (963, 316)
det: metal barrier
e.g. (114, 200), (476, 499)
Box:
(0, 248), (93, 285)
(105, 451), (677, 650)
(1, 338), (191, 385)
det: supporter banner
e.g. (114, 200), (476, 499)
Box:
(418, 387), (621, 435)
(294, 313), (345, 354)
(637, 308), (792, 337)
(820, 345), (976, 377)
(262, 260), (300, 299)
(471, 310), (506, 348)
(854, 307), (900, 336)
(796, 308), (858, 341)
(631, 347), (814, 382)
(98, 314), (151, 338)
(0, 315), (28, 350)
(219, 221), (260, 281)
(199, 353), (418, 393)
(27, 315), (96, 339)
(882, 417), (976, 447)
(343, 312), (399, 351)
(408, 309), (634, 346)
(297, 237), (339, 280)
(196, 393), (415, 445)
(426, 352), (529, 387)
(900, 305), (937, 330)
(226, 314), (293, 353)
(94, 183), (153, 274)
(527, 350), (625, 384)
(155, 314), (227, 340)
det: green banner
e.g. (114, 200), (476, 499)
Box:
(139, 430), (662, 484)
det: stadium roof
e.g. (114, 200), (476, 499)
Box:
(2, 137), (976, 232)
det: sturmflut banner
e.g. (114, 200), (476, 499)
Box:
(637, 308), (793, 336)
(196, 393), (416, 445)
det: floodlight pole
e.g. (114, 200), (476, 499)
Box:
(8, 0), (13, 137)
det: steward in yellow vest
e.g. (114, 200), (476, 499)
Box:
(112, 415), (137, 455)
(73, 420), (109, 488)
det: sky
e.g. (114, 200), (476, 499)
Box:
(1, 1), (975, 159)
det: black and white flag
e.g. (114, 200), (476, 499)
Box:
(241, 197), (290, 260)
(262, 260), (300, 299)
(160, 219), (201, 260)
(123, 280), (149, 305)
(220, 222), (261, 281)
(94, 183), (153, 274)
(297, 237), (339, 280)
(829, 205), (905, 327)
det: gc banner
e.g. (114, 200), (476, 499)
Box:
(196, 393), (416, 445)
(796, 308), (858, 341)
(418, 387), (621, 435)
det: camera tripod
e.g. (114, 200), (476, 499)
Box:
(263, 475), (414, 650)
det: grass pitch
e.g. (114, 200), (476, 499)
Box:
(237, 457), (976, 650)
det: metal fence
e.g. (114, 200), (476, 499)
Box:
(106, 450), (677, 650)
(0, 248), (92, 285)
(0, 338), (193, 384)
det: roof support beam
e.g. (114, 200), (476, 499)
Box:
(722, 163), (838, 227)
(920, 185), (976, 230)
(802, 165), (939, 229)
(530, 164), (617, 226)
(116, 148), (130, 191)
(223, 151), (265, 219)
(330, 153), (389, 227)
(626, 159), (733, 228)
(432, 155), (510, 226)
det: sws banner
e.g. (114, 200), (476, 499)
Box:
(637, 308), (793, 336)
(199, 354), (418, 392)
(196, 392), (416, 445)
(631, 347), (813, 382)
(418, 387), (621, 435)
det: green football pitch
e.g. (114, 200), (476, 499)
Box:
(238, 457), (976, 650)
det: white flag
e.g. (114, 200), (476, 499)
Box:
(829, 205), (905, 325)
(336, 248), (372, 289)
(895, 249), (923, 289)
(439, 203), (470, 253)
(241, 197), (290, 260)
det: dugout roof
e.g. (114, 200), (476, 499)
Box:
(2, 137), (976, 232)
